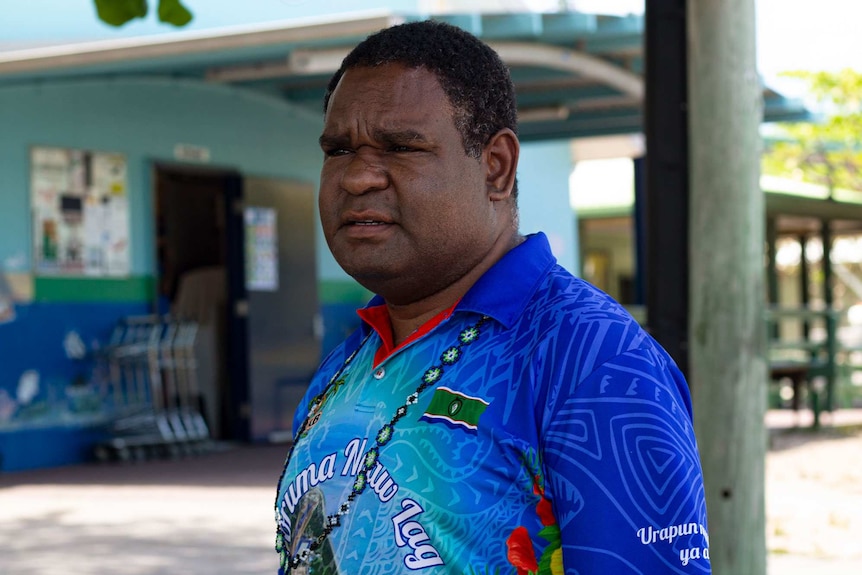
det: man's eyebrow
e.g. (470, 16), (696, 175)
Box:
(318, 134), (346, 149)
(318, 129), (430, 149)
(372, 128), (428, 144)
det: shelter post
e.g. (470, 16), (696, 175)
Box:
(644, 0), (690, 376)
(766, 217), (779, 339)
(821, 219), (837, 413)
(687, 0), (767, 573)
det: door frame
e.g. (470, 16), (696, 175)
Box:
(150, 161), (251, 441)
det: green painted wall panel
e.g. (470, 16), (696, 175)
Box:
(34, 277), (369, 305)
(34, 276), (155, 303)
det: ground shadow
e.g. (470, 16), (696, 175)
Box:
(768, 425), (862, 452)
(0, 443), (289, 489)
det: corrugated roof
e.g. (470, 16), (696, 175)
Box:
(0, 11), (808, 140)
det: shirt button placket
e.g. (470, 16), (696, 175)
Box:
(373, 367), (386, 380)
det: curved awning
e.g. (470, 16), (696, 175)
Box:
(0, 11), (808, 141)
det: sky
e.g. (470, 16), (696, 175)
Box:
(1, 0), (860, 84)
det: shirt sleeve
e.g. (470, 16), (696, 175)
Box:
(539, 343), (712, 574)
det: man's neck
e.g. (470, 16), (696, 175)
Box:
(386, 298), (456, 347)
(385, 231), (523, 345)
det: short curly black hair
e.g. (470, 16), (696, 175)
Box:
(323, 20), (518, 162)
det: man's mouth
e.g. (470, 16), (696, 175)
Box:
(341, 211), (393, 232)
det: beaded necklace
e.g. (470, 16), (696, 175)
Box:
(275, 314), (490, 572)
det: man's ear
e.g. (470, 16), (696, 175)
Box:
(483, 128), (520, 201)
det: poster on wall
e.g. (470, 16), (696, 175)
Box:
(31, 147), (130, 276)
(244, 206), (279, 292)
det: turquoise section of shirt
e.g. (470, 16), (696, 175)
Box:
(277, 311), (545, 574)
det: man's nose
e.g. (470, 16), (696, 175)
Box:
(341, 150), (389, 195)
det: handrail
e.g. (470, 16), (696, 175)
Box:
(763, 304), (862, 416)
(765, 306), (842, 321)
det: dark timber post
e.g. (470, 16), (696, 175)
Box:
(766, 217), (779, 340)
(821, 219), (836, 412)
(688, 0), (767, 573)
(644, 0), (689, 376)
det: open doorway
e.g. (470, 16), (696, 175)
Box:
(154, 165), (320, 443)
(154, 164), (243, 441)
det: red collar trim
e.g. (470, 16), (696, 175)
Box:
(357, 300), (460, 367)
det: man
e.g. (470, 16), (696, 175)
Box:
(275, 20), (711, 575)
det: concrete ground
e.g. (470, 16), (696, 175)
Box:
(1, 411), (861, 575)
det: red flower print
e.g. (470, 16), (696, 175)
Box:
(536, 495), (556, 526)
(506, 526), (538, 574)
(532, 474), (557, 526)
(533, 476), (544, 496)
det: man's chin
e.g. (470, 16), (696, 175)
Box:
(342, 267), (399, 292)
(343, 269), (432, 305)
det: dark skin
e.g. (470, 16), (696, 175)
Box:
(318, 63), (521, 345)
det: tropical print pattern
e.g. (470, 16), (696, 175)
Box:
(275, 233), (711, 574)
(506, 472), (563, 575)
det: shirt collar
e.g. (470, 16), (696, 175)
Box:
(457, 232), (556, 329)
(358, 232), (556, 332)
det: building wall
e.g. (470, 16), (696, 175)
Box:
(0, 77), (333, 470)
(0, 77), (326, 273)
(0, 76), (580, 470)
(518, 140), (579, 275)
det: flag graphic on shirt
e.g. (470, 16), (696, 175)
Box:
(420, 386), (489, 432)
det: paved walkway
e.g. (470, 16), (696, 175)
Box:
(1, 411), (861, 574)
(0, 443), (286, 575)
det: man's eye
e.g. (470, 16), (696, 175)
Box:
(324, 148), (351, 157)
(389, 145), (415, 153)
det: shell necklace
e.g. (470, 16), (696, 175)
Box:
(275, 314), (490, 572)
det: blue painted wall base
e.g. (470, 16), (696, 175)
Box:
(0, 423), (109, 472)
(0, 301), (147, 471)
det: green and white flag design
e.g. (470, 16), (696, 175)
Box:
(420, 386), (490, 432)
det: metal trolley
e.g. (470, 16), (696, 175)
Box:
(94, 315), (211, 461)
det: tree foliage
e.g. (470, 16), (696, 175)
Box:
(94, 0), (193, 27)
(762, 69), (862, 194)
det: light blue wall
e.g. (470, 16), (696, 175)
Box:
(0, 77), (328, 276)
(0, 77), (342, 469)
(518, 139), (578, 274)
(0, 78), (579, 289)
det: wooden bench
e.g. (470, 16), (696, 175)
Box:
(769, 361), (810, 412)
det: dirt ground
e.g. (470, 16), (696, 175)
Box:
(765, 415), (862, 574)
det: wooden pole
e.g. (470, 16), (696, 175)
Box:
(687, 0), (767, 573)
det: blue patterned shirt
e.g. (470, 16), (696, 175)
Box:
(275, 232), (711, 574)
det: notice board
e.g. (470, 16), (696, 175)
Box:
(31, 147), (130, 276)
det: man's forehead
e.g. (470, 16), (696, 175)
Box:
(332, 63), (442, 100)
(323, 65), (453, 132)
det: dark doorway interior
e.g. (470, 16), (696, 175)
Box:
(154, 166), (242, 441)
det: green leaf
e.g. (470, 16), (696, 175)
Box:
(537, 524), (561, 545)
(158, 0), (193, 26)
(94, 0), (148, 27)
(536, 540), (562, 575)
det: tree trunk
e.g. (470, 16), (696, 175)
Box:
(688, 0), (767, 573)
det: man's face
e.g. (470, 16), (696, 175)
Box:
(318, 63), (508, 305)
